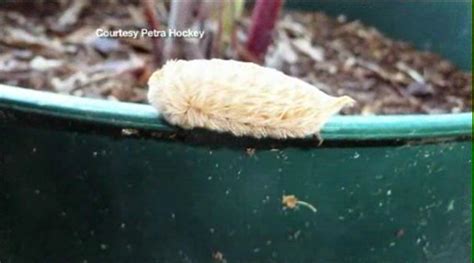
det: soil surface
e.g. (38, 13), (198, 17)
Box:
(0, 1), (471, 115)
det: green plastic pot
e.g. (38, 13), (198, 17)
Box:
(0, 1), (472, 262)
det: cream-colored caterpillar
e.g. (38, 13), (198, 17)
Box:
(147, 59), (354, 139)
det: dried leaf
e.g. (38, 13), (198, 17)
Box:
(292, 38), (324, 62)
(56, 0), (89, 31)
(30, 56), (63, 71)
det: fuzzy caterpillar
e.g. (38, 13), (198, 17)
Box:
(148, 59), (354, 139)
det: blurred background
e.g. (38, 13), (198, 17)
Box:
(0, 0), (471, 115)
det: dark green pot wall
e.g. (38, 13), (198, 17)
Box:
(0, 1), (472, 262)
(1, 123), (471, 262)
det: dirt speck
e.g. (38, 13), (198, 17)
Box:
(246, 147), (256, 157)
(212, 251), (227, 263)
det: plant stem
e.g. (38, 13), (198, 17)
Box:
(211, 0), (225, 58)
(164, 0), (204, 60)
(245, 0), (283, 62)
(141, 0), (163, 66)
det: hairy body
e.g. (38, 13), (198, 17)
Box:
(148, 59), (354, 139)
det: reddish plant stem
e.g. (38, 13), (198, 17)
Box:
(245, 0), (283, 62)
(141, 0), (163, 66)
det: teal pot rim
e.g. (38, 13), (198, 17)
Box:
(0, 84), (472, 141)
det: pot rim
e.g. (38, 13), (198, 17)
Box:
(0, 84), (471, 140)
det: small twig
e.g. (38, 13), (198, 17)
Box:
(396, 61), (425, 83)
(356, 59), (397, 82)
(282, 195), (317, 213)
(296, 200), (317, 213)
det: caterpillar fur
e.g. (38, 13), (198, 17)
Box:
(148, 59), (354, 139)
